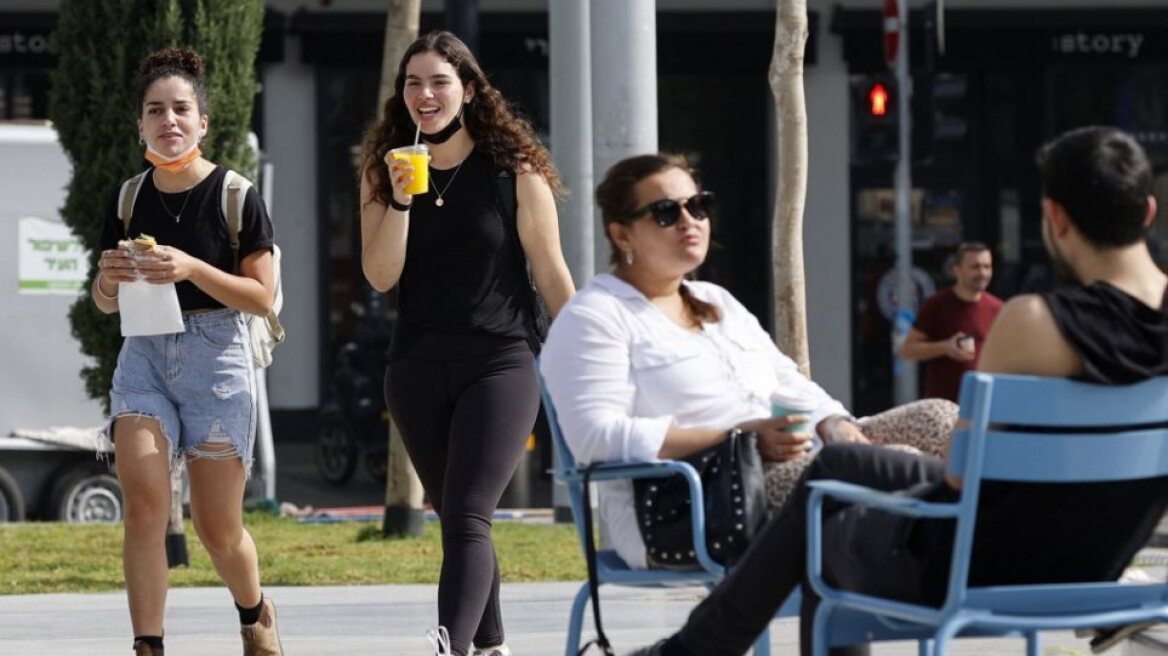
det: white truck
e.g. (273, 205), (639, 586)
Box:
(0, 121), (117, 522)
(0, 122), (277, 523)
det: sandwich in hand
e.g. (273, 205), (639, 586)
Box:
(118, 234), (158, 253)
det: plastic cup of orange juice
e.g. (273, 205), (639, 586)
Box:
(389, 144), (430, 196)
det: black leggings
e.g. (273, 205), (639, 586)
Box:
(385, 333), (539, 656)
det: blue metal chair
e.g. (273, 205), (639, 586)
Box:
(805, 372), (1168, 656)
(538, 370), (794, 656)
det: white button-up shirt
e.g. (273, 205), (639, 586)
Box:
(540, 273), (848, 568)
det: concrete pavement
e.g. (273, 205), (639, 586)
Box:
(0, 580), (1104, 656)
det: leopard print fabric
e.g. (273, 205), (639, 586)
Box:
(763, 398), (959, 511)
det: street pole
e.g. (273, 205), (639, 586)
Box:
(891, 0), (918, 405)
(590, 0), (658, 271)
(551, 0), (594, 287)
(587, 0), (656, 542)
(549, 0), (594, 523)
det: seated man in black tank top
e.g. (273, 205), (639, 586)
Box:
(626, 126), (1168, 656)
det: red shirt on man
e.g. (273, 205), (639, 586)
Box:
(912, 288), (1004, 400)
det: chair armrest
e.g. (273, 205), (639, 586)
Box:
(805, 479), (960, 615)
(559, 459), (699, 485)
(805, 480), (959, 519)
(560, 459), (725, 577)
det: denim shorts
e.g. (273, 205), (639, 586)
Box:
(106, 309), (256, 473)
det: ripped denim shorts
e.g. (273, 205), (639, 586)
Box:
(106, 308), (256, 474)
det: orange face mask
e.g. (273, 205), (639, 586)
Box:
(145, 143), (202, 173)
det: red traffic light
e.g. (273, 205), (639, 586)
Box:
(868, 83), (890, 117)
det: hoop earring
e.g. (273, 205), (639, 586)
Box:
(624, 250), (634, 266)
(138, 136), (144, 145)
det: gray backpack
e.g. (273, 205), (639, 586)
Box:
(118, 169), (285, 367)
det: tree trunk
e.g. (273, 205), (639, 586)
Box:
(379, 0), (426, 538)
(379, 0), (421, 110)
(768, 0), (811, 377)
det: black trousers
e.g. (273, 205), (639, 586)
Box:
(675, 443), (951, 656)
(385, 334), (539, 656)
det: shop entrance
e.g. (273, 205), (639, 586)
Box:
(848, 53), (1168, 415)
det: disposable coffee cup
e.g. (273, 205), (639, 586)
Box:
(389, 144), (430, 196)
(957, 336), (975, 354)
(770, 391), (815, 435)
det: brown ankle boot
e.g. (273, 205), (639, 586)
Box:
(240, 597), (283, 656)
(132, 640), (163, 656)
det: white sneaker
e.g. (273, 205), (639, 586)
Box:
(473, 645), (512, 656)
(428, 626), (454, 655)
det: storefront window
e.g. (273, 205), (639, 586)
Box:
(0, 71), (48, 120)
(1047, 62), (1168, 269)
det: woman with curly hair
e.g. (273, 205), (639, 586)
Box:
(93, 48), (281, 655)
(359, 31), (574, 656)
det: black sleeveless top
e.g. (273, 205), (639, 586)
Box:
(390, 150), (529, 359)
(958, 281), (1168, 588)
(1044, 281), (1168, 383)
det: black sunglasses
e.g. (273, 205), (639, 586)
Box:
(625, 190), (715, 227)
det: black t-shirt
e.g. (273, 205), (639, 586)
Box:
(100, 166), (274, 311)
(390, 149), (529, 358)
(963, 282), (1168, 588)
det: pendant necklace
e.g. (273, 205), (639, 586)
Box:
(155, 180), (194, 222)
(432, 158), (466, 207)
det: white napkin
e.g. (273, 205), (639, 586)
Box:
(119, 279), (185, 336)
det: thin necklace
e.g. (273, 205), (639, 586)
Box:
(154, 177), (194, 222)
(432, 159), (465, 207)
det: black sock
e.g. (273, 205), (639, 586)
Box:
(133, 635), (164, 649)
(236, 594), (264, 625)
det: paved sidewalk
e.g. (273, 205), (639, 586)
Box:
(0, 581), (1100, 656)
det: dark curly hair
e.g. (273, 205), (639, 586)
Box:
(360, 31), (562, 207)
(138, 47), (209, 115)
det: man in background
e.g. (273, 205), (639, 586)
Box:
(900, 242), (1003, 400)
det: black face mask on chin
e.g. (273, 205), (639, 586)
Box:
(421, 102), (467, 145)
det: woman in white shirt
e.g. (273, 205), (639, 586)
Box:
(539, 153), (954, 570)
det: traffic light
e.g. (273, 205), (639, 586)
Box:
(912, 73), (970, 162)
(868, 82), (892, 117)
(852, 74), (899, 164)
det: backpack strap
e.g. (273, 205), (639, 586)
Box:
(117, 169), (151, 235)
(221, 169), (252, 272)
(579, 465), (616, 656)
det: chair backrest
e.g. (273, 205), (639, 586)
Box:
(539, 370), (579, 474)
(536, 367), (594, 551)
(943, 372), (1168, 607)
(949, 373), (1168, 484)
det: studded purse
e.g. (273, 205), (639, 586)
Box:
(634, 428), (769, 568)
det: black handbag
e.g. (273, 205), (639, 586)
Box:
(634, 428), (768, 568)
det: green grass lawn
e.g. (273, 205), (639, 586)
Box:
(0, 514), (584, 595)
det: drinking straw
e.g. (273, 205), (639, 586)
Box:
(414, 123), (421, 146)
